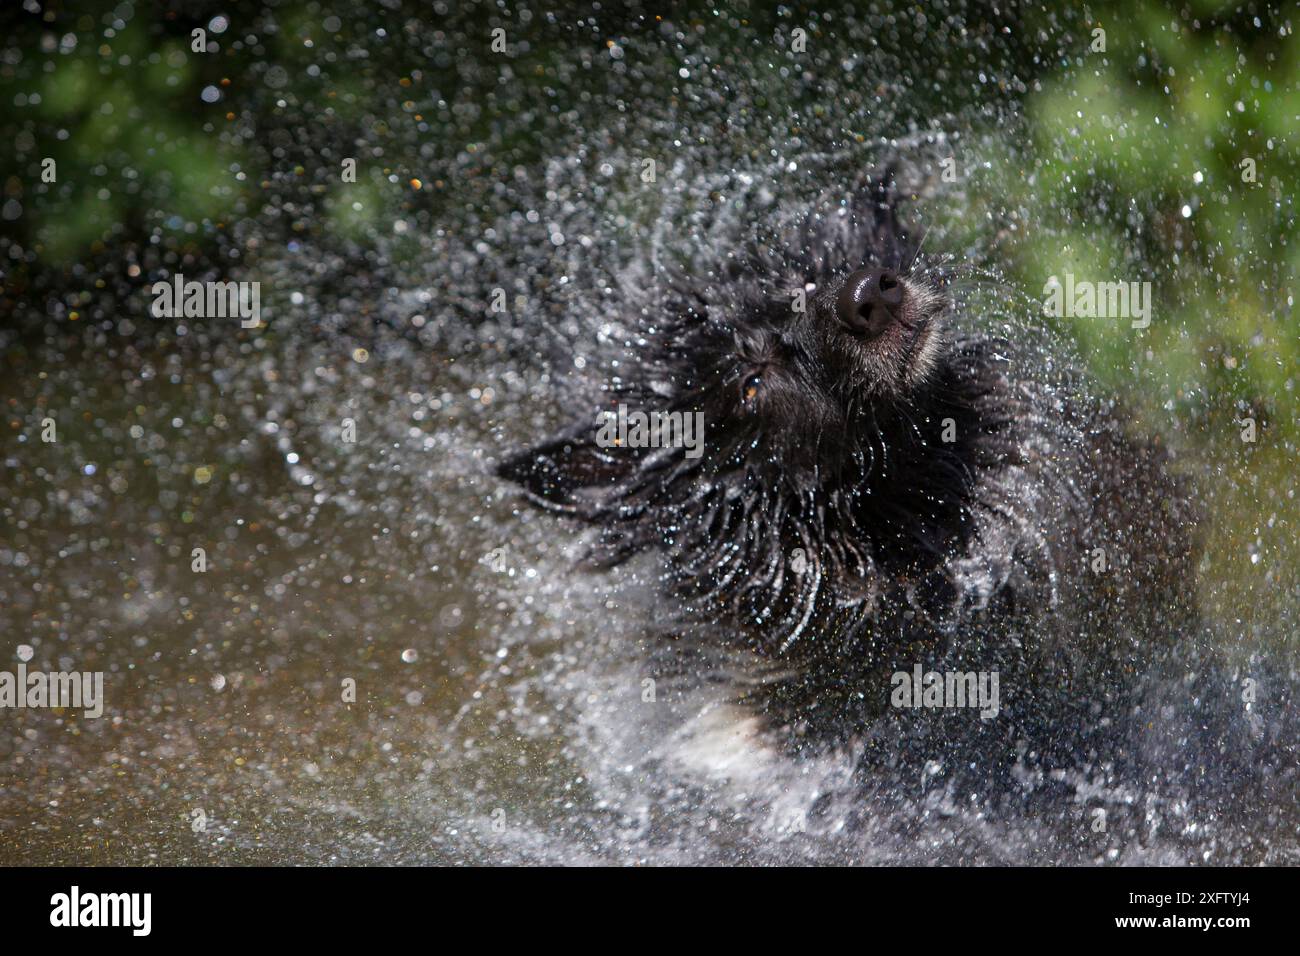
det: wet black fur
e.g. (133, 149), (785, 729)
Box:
(498, 162), (1203, 765)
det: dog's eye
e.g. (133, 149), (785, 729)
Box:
(741, 373), (763, 405)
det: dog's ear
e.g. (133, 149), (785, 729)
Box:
(496, 423), (638, 514)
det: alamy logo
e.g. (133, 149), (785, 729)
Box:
(595, 403), (705, 459)
(150, 273), (261, 327)
(0, 649), (104, 718)
(50, 886), (151, 936)
(1042, 273), (1151, 329)
(890, 664), (1000, 720)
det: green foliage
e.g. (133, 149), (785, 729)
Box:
(1001, 3), (1297, 443)
(2, 15), (246, 261)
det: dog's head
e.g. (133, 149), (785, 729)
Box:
(499, 168), (991, 652)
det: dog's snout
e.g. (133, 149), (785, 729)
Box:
(836, 267), (903, 338)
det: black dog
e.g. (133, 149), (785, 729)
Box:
(498, 164), (1200, 768)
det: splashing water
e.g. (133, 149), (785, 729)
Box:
(1, 4), (1295, 865)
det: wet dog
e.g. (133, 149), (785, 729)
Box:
(498, 163), (1201, 770)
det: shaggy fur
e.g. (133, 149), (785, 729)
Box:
(498, 163), (1199, 756)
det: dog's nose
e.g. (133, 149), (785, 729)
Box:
(836, 267), (903, 337)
